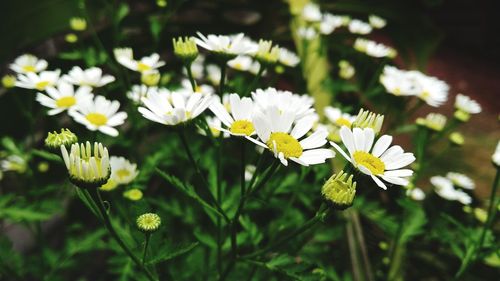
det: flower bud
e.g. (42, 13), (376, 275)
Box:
(141, 71), (161, 86)
(123, 188), (143, 201)
(65, 33), (78, 43)
(136, 213), (161, 233)
(254, 40), (280, 65)
(449, 132), (464, 146)
(172, 37), (199, 63)
(45, 129), (78, 151)
(70, 17), (87, 31)
(321, 170), (356, 210)
(352, 108), (384, 134)
(454, 110), (470, 122)
(2, 75), (16, 88)
(416, 113), (446, 132)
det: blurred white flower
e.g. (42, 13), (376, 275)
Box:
(338, 60), (355, 79)
(455, 94), (481, 114)
(302, 3), (322, 22)
(114, 48), (165, 73)
(380, 66), (420, 96)
(368, 15), (386, 29)
(1, 155), (27, 174)
(354, 38), (396, 58)
(324, 106), (356, 127)
(493, 141), (500, 167)
(348, 19), (372, 34)
(320, 13), (343, 34)
(63, 66), (115, 88)
(10, 54), (48, 74)
(431, 176), (472, 205)
(195, 32), (257, 56)
(416, 113), (447, 132)
(297, 26), (317, 40)
(70, 95), (128, 137)
(127, 84), (154, 103)
(16, 70), (60, 91)
(109, 156), (139, 185)
(252, 87), (315, 121)
(36, 81), (93, 115)
(278, 47), (300, 67)
(446, 172), (475, 190)
(407, 187), (426, 201)
(331, 127), (415, 189)
(227, 56), (253, 72)
(206, 64), (222, 86)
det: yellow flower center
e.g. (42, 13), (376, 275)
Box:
(233, 63), (243, 70)
(86, 113), (108, 126)
(335, 117), (352, 127)
(266, 132), (303, 158)
(137, 62), (151, 72)
(230, 120), (254, 136)
(35, 81), (50, 90)
(23, 65), (36, 72)
(420, 91), (430, 99)
(353, 151), (385, 175)
(55, 96), (76, 108)
(195, 85), (202, 93)
(116, 169), (131, 179)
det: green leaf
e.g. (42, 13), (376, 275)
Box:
(399, 201), (427, 244)
(0, 207), (52, 221)
(155, 168), (225, 219)
(146, 242), (199, 265)
(115, 3), (130, 24)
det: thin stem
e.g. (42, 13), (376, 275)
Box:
(243, 64), (266, 96)
(87, 188), (156, 281)
(142, 233), (151, 265)
(230, 141), (246, 258)
(219, 63), (227, 96)
(351, 211), (374, 281)
(216, 134), (223, 278)
(185, 62), (197, 91)
(244, 204), (328, 259)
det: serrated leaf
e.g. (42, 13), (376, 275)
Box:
(146, 242), (199, 265)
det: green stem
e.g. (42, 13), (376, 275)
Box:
(243, 64), (266, 96)
(244, 204), (328, 259)
(216, 134), (223, 278)
(219, 63), (227, 96)
(230, 141), (246, 258)
(87, 188), (156, 281)
(142, 233), (151, 265)
(185, 62), (197, 91)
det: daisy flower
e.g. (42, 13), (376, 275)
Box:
(354, 38), (396, 58)
(331, 126), (415, 189)
(1, 155), (27, 174)
(415, 73), (449, 107)
(324, 106), (356, 128)
(380, 66), (420, 96)
(368, 15), (386, 29)
(493, 141), (500, 167)
(446, 172), (475, 190)
(127, 84), (155, 103)
(69, 96), (128, 137)
(138, 88), (213, 126)
(179, 79), (215, 95)
(249, 106), (335, 166)
(431, 176), (472, 205)
(109, 156), (139, 185)
(36, 81), (93, 115)
(320, 13), (344, 35)
(278, 47), (300, 67)
(416, 113), (447, 132)
(348, 19), (372, 35)
(454, 94), (481, 114)
(407, 187), (426, 201)
(227, 56), (253, 72)
(15, 70), (60, 91)
(209, 93), (255, 137)
(195, 32), (257, 57)
(62, 66), (115, 88)
(302, 3), (322, 22)
(297, 26), (317, 40)
(114, 48), (165, 73)
(252, 87), (315, 121)
(10, 54), (48, 74)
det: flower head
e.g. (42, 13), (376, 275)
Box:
(278, 47), (300, 67)
(1, 155), (27, 174)
(16, 70), (60, 90)
(61, 142), (110, 189)
(10, 54), (48, 74)
(368, 15), (386, 29)
(2, 75), (16, 88)
(302, 3), (322, 22)
(416, 113), (446, 132)
(137, 213), (161, 232)
(36, 81), (93, 115)
(249, 106), (335, 166)
(127, 84), (153, 103)
(138, 88), (213, 126)
(109, 156), (139, 185)
(431, 176), (472, 205)
(324, 106), (356, 128)
(320, 13), (344, 35)
(331, 127), (415, 189)
(209, 93), (256, 137)
(492, 141), (500, 167)
(254, 40), (280, 65)
(70, 17), (87, 31)
(322, 170), (357, 210)
(194, 32), (257, 59)
(351, 109), (384, 134)
(114, 48), (165, 73)
(141, 71), (161, 87)
(62, 66), (115, 88)
(227, 56), (254, 72)
(45, 128), (78, 150)
(297, 26), (317, 40)
(173, 36), (199, 63)
(354, 38), (396, 58)
(348, 19), (372, 34)
(446, 172), (475, 190)
(454, 94), (481, 122)
(69, 96), (128, 137)
(449, 132), (465, 146)
(406, 187), (426, 201)
(380, 66), (421, 97)
(252, 87), (315, 121)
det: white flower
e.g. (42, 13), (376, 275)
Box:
(493, 141), (500, 167)
(297, 26), (317, 40)
(114, 48), (165, 73)
(69, 96), (128, 137)
(252, 87), (315, 121)
(368, 15), (386, 29)
(10, 54), (48, 74)
(15, 70), (60, 91)
(195, 32), (257, 56)
(380, 66), (421, 96)
(209, 93), (256, 137)
(228, 56), (253, 72)
(179, 79), (215, 95)
(109, 156), (139, 185)
(354, 38), (396, 58)
(324, 106), (356, 127)
(415, 73), (449, 107)
(127, 84), (154, 103)
(455, 94), (481, 114)
(245, 165), (256, 181)
(348, 19), (372, 34)
(1, 155), (27, 174)
(302, 3), (322, 22)
(416, 113), (447, 131)
(62, 66), (115, 87)
(331, 127), (415, 189)
(431, 176), (472, 205)
(199, 116), (230, 138)
(185, 55), (205, 80)
(446, 172), (475, 190)
(278, 47), (300, 67)
(407, 187), (425, 201)
(36, 81), (93, 115)
(249, 106), (335, 166)
(320, 13), (344, 34)
(206, 64), (222, 86)
(60, 142), (110, 187)
(138, 88), (213, 126)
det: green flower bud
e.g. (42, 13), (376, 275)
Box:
(416, 113), (446, 132)
(136, 213), (161, 233)
(157, 0), (167, 7)
(454, 109), (470, 122)
(123, 188), (143, 201)
(141, 71), (161, 86)
(65, 33), (78, 43)
(172, 37), (198, 63)
(45, 129), (78, 151)
(449, 132), (464, 146)
(321, 170), (357, 210)
(70, 17), (87, 31)
(2, 75), (16, 88)
(352, 108), (384, 134)
(37, 161), (49, 173)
